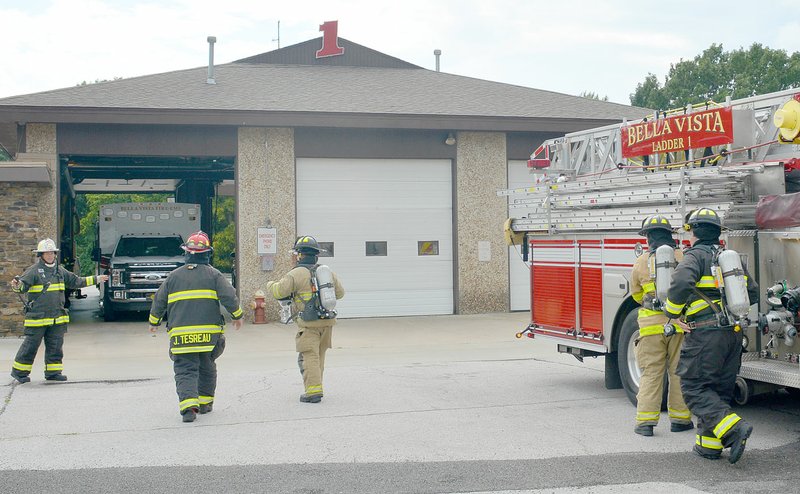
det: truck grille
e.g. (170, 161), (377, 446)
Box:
(127, 264), (180, 285)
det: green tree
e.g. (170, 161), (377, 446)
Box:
(579, 91), (609, 101)
(630, 43), (800, 110)
(211, 196), (235, 272)
(77, 77), (123, 86)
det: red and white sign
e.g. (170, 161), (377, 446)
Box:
(621, 107), (733, 158)
(257, 227), (277, 255)
(316, 20), (345, 58)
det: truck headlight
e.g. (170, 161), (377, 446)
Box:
(111, 269), (123, 287)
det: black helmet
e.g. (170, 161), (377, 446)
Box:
(638, 215), (673, 236)
(293, 235), (322, 254)
(685, 208), (722, 229)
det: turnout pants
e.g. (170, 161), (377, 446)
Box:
(11, 324), (67, 378)
(634, 332), (691, 426)
(677, 328), (745, 456)
(172, 337), (225, 414)
(296, 325), (333, 396)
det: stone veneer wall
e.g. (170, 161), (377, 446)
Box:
(0, 124), (58, 335)
(236, 128), (296, 322)
(456, 131), (509, 314)
(0, 182), (50, 335)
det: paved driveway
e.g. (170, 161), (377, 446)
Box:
(1, 291), (799, 493)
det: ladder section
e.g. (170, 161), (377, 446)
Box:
(500, 163), (767, 233)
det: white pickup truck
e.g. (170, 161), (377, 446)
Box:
(93, 202), (200, 321)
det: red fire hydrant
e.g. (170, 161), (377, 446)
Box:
(251, 290), (267, 324)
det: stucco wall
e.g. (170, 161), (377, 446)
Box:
(236, 127), (296, 322)
(455, 132), (509, 314)
(19, 124), (58, 242)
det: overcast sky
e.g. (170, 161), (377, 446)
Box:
(1, 0), (797, 105)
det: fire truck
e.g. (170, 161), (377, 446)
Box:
(500, 88), (800, 406)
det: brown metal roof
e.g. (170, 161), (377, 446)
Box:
(0, 37), (649, 132)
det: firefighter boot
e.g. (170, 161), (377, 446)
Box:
(671, 421), (694, 432)
(300, 393), (323, 403)
(45, 374), (68, 382)
(634, 424), (654, 437)
(725, 422), (753, 464)
(11, 373), (30, 384)
(693, 444), (721, 460)
(199, 403), (213, 414)
(181, 408), (198, 423)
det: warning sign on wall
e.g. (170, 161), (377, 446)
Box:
(257, 227), (277, 255)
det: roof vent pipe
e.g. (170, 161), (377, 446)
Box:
(207, 36), (217, 84)
(434, 49), (441, 72)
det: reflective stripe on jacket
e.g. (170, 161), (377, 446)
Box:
(149, 264), (243, 355)
(14, 260), (94, 327)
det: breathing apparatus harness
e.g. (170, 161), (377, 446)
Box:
(298, 264), (337, 322)
(688, 244), (750, 331)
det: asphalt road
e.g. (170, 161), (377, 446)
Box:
(1, 290), (800, 493)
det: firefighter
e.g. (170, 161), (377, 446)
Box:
(266, 235), (345, 403)
(630, 215), (693, 436)
(148, 231), (243, 423)
(9, 238), (108, 383)
(664, 208), (759, 463)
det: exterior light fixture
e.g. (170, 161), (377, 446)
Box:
(445, 133), (456, 146)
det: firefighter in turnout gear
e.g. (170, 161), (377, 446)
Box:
(664, 208), (759, 463)
(267, 235), (345, 403)
(630, 215), (693, 436)
(9, 238), (108, 383)
(148, 231), (243, 423)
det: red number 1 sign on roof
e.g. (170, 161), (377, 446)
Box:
(316, 20), (345, 58)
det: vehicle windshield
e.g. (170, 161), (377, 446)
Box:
(114, 236), (184, 257)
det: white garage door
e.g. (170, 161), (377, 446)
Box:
(297, 158), (453, 318)
(507, 160), (538, 311)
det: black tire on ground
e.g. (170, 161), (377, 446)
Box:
(733, 376), (753, 405)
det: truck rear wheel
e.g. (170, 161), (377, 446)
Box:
(733, 377), (753, 405)
(617, 310), (642, 406)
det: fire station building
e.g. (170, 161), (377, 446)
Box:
(0, 32), (648, 330)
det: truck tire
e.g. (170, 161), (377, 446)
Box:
(103, 294), (117, 322)
(733, 377), (753, 405)
(617, 310), (642, 406)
